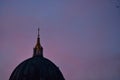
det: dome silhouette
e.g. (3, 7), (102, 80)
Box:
(9, 28), (65, 80)
(9, 56), (65, 80)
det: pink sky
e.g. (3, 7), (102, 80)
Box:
(0, 0), (120, 80)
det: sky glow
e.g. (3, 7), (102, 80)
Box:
(0, 0), (120, 80)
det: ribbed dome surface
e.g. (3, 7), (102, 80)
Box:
(9, 56), (65, 80)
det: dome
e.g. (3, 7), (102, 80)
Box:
(9, 28), (65, 80)
(9, 56), (65, 80)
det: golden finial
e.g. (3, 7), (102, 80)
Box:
(33, 27), (43, 57)
(38, 28), (40, 38)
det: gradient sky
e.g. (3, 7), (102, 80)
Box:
(0, 0), (120, 80)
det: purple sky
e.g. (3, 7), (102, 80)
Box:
(0, 0), (120, 80)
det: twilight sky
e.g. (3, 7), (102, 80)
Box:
(0, 0), (120, 80)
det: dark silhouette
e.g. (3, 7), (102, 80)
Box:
(9, 28), (65, 80)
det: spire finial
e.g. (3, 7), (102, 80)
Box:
(38, 28), (40, 38)
(33, 27), (43, 57)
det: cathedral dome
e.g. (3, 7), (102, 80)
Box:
(9, 28), (65, 80)
(9, 56), (65, 80)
